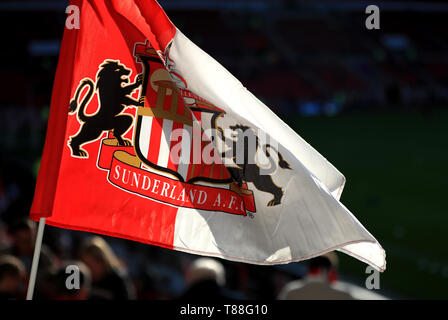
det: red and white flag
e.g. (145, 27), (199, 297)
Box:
(31, 0), (386, 271)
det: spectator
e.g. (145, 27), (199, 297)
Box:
(79, 236), (135, 300)
(179, 257), (244, 300)
(278, 252), (354, 300)
(0, 255), (25, 300)
(0, 219), (55, 273)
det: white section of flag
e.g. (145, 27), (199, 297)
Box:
(139, 116), (153, 159)
(157, 119), (173, 168)
(167, 29), (386, 271)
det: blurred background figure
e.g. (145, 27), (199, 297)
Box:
(50, 261), (91, 300)
(179, 257), (245, 300)
(0, 254), (26, 300)
(79, 236), (135, 300)
(278, 252), (388, 300)
(278, 252), (354, 300)
(0, 219), (55, 276)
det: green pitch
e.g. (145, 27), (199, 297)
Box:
(287, 108), (448, 299)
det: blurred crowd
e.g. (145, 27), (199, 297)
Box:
(0, 217), (387, 300)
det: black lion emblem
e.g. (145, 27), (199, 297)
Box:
(221, 124), (292, 206)
(68, 60), (143, 157)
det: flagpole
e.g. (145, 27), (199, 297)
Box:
(26, 217), (46, 300)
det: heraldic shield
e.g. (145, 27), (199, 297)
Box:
(85, 41), (256, 215)
(134, 41), (235, 185)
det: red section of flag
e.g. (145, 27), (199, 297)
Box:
(30, 0), (178, 247)
(29, 0), (82, 219)
(147, 118), (163, 165)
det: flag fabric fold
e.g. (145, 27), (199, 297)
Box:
(31, 0), (386, 271)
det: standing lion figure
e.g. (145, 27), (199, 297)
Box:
(222, 124), (292, 206)
(68, 60), (143, 157)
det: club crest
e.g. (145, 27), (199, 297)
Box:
(66, 41), (292, 216)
